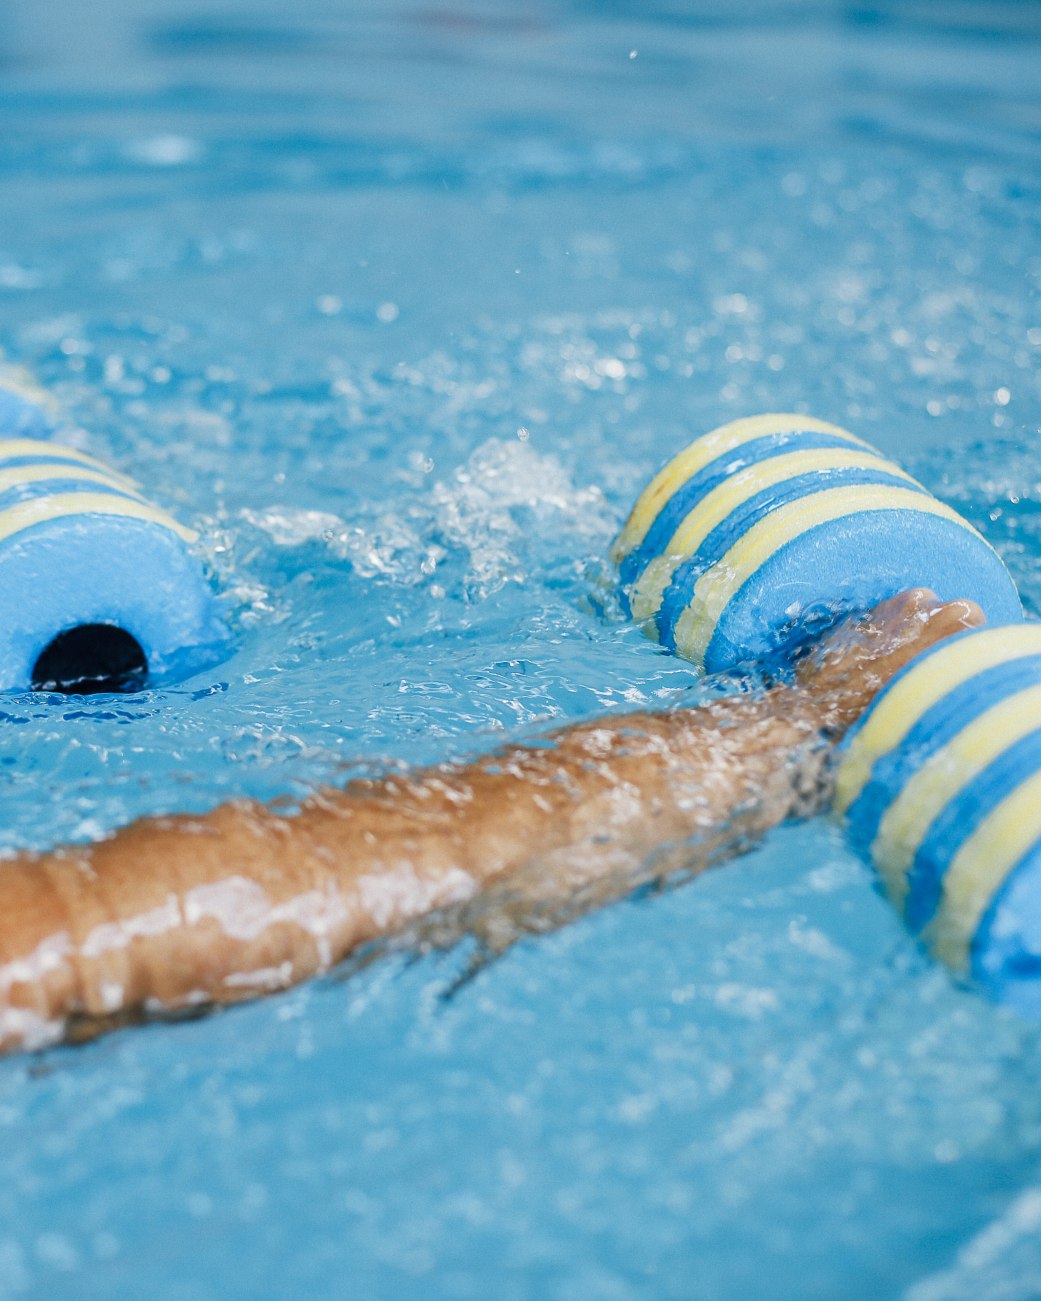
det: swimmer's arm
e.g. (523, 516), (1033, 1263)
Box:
(0, 590), (981, 1052)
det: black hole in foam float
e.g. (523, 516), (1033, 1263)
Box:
(31, 624), (148, 695)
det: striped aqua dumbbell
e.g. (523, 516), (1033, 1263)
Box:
(613, 414), (1022, 673)
(835, 625), (1041, 1014)
(0, 385), (225, 691)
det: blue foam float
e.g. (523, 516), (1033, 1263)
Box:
(835, 624), (1041, 1015)
(612, 413), (1022, 673)
(0, 376), (225, 692)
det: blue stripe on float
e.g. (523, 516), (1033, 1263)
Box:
(0, 477), (140, 513)
(618, 432), (876, 587)
(903, 728), (1041, 934)
(655, 466), (926, 650)
(971, 837), (1041, 1008)
(843, 653), (1041, 856)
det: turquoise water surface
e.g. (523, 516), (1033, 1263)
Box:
(1, 2), (1041, 1297)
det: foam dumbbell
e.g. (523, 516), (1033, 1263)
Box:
(613, 413), (1022, 673)
(836, 624), (1041, 1014)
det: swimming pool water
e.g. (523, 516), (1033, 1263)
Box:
(1, 1), (1041, 1296)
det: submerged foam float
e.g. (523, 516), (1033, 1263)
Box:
(613, 413), (1022, 673)
(0, 376), (224, 692)
(836, 625), (1041, 1014)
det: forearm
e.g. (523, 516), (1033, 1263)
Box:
(0, 685), (823, 1052)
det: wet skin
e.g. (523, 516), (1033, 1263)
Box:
(0, 590), (982, 1053)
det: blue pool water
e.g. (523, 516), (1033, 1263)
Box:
(2, 1), (1041, 1296)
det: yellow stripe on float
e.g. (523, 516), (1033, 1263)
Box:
(611, 413), (867, 564)
(871, 682), (1041, 910)
(928, 768), (1041, 972)
(0, 463), (145, 499)
(0, 439), (139, 488)
(835, 625), (1041, 816)
(0, 491), (197, 545)
(0, 372), (60, 412)
(628, 447), (918, 625)
(671, 484), (987, 670)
